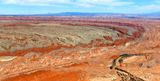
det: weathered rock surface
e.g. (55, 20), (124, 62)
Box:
(0, 17), (159, 81)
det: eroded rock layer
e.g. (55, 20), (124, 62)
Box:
(0, 17), (143, 56)
(1, 17), (159, 81)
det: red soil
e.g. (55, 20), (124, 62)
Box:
(3, 70), (87, 81)
(0, 44), (70, 56)
(0, 17), (151, 81)
(103, 36), (113, 41)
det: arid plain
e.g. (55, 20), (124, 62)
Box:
(0, 16), (159, 81)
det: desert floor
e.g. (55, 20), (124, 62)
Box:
(0, 17), (159, 81)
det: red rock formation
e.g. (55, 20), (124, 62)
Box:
(1, 17), (156, 81)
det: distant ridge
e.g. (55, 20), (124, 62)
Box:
(35, 12), (126, 16)
(0, 12), (160, 19)
(0, 12), (125, 16)
(139, 12), (160, 18)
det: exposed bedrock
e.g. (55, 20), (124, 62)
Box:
(0, 17), (144, 56)
(0, 17), (149, 81)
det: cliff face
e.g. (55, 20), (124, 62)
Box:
(0, 17), (159, 81)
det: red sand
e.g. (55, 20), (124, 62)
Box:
(3, 70), (87, 81)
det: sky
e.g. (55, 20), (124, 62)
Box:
(0, 0), (160, 14)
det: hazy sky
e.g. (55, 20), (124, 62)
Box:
(0, 0), (160, 14)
